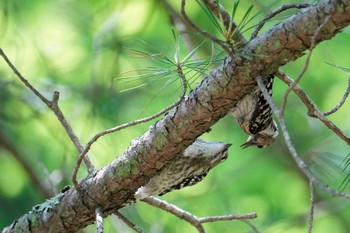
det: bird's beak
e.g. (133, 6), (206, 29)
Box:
(224, 143), (232, 150)
(240, 141), (253, 149)
(241, 135), (255, 149)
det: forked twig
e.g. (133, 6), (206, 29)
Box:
(142, 196), (257, 233)
(277, 71), (350, 146)
(0, 48), (95, 173)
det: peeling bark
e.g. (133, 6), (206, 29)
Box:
(2, 0), (350, 232)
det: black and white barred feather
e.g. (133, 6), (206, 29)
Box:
(134, 139), (231, 200)
(230, 75), (278, 148)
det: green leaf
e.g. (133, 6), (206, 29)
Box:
(181, 40), (207, 64)
(195, 0), (223, 33)
(339, 153), (350, 191)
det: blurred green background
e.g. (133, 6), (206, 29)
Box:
(1, 0), (350, 232)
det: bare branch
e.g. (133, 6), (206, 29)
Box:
(113, 211), (144, 233)
(256, 75), (350, 198)
(50, 92), (95, 173)
(72, 63), (188, 190)
(324, 78), (350, 116)
(250, 3), (310, 40)
(277, 71), (350, 146)
(280, 15), (331, 115)
(0, 48), (95, 174)
(198, 213), (257, 223)
(0, 48), (51, 106)
(142, 196), (257, 233)
(308, 181), (315, 233)
(143, 196), (206, 233)
(96, 207), (104, 233)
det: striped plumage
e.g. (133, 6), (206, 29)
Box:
(230, 75), (278, 148)
(134, 139), (231, 200)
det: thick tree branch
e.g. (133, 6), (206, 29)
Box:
(2, 0), (350, 232)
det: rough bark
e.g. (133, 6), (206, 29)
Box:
(3, 0), (350, 232)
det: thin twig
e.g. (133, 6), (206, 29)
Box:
(308, 181), (315, 233)
(202, 0), (246, 46)
(324, 78), (350, 116)
(114, 211), (144, 233)
(0, 48), (95, 173)
(250, 3), (310, 40)
(142, 196), (206, 233)
(142, 196), (257, 233)
(71, 63), (188, 190)
(256, 75), (350, 198)
(280, 15), (330, 115)
(277, 71), (350, 146)
(198, 213), (257, 223)
(181, 0), (233, 57)
(96, 207), (104, 233)
(0, 48), (51, 106)
(50, 91), (95, 173)
(321, 37), (350, 113)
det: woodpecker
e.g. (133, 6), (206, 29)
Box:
(134, 139), (231, 200)
(230, 74), (278, 148)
